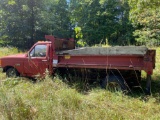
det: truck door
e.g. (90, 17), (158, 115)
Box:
(24, 44), (49, 77)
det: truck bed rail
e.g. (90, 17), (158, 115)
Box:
(57, 46), (148, 56)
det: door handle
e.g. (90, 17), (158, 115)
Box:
(42, 60), (47, 62)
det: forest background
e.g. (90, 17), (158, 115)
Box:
(0, 0), (160, 49)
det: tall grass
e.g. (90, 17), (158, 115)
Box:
(0, 77), (160, 120)
(0, 47), (160, 119)
(0, 47), (19, 57)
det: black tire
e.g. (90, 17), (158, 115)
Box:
(6, 68), (19, 78)
(100, 75), (128, 92)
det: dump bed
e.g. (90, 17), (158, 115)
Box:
(45, 35), (155, 75)
(56, 46), (155, 75)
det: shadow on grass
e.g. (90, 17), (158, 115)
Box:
(127, 77), (160, 103)
(58, 74), (160, 100)
(133, 75), (160, 95)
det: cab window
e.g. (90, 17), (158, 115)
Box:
(30, 45), (47, 57)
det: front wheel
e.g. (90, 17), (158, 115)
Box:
(6, 68), (19, 78)
(100, 75), (128, 92)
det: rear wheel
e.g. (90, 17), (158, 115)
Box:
(6, 68), (19, 78)
(101, 75), (128, 92)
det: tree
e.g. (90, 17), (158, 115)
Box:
(53, 0), (71, 38)
(1, 0), (144, 48)
(109, 0), (135, 45)
(0, 0), (73, 48)
(129, 0), (160, 46)
(0, 0), (47, 48)
(69, 0), (134, 46)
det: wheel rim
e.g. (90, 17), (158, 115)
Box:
(7, 68), (17, 77)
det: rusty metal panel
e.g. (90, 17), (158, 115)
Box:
(57, 55), (144, 71)
(45, 35), (75, 51)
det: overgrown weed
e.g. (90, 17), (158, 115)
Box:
(0, 47), (19, 57)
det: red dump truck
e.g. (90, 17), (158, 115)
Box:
(0, 35), (156, 94)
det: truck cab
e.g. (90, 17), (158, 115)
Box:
(0, 35), (74, 78)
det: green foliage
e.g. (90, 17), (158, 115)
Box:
(46, 0), (71, 38)
(74, 27), (83, 39)
(69, 0), (134, 45)
(0, 0), (72, 49)
(0, 0), (160, 47)
(0, 0), (46, 48)
(8, 0), (16, 5)
(77, 39), (87, 47)
(129, 0), (160, 46)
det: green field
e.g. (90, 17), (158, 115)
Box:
(0, 47), (160, 120)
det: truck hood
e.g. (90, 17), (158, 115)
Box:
(0, 53), (27, 59)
